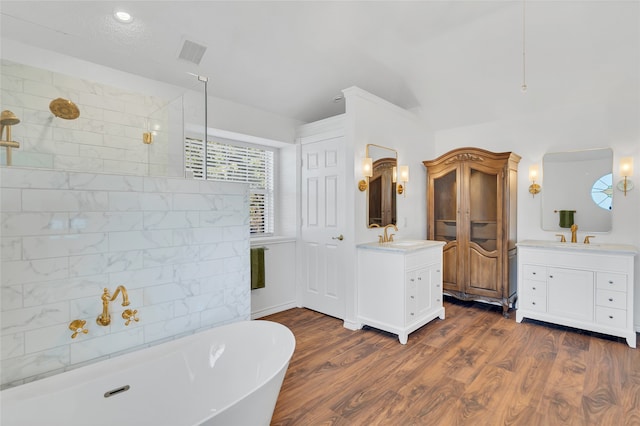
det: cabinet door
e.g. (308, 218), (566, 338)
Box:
(547, 267), (594, 322)
(464, 163), (501, 297)
(430, 168), (459, 291)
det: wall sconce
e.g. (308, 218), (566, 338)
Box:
(617, 157), (634, 196)
(528, 164), (541, 197)
(397, 165), (409, 196)
(358, 157), (373, 191)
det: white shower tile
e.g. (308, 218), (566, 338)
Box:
(199, 210), (247, 227)
(0, 346), (69, 385)
(173, 259), (225, 281)
(55, 155), (104, 173)
(69, 211), (143, 233)
(22, 233), (108, 260)
(172, 193), (220, 211)
(23, 275), (108, 308)
(1, 332), (24, 359)
(144, 176), (201, 194)
(0, 189), (21, 212)
(1, 258), (69, 286)
(142, 245), (199, 268)
(1, 237), (22, 261)
(108, 265), (174, 289)
(70, 327), (144, 365)
(172, 226), (223, 245)
(1, 302), (69, 334)
(1, 212), (69, 236)
(24, 323), (72, 354)
(108, 230), (173, 251)
(143, 211), (198, 230)
(69, 250), (143, 277)
(22, 189), (109, 212)
(1, 286), (23, 310)
(69, 172), (143, 192)
(1, 168), (69, 189)
(143, 313), (200, 344)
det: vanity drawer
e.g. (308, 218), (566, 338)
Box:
(596, 306), (627, 328)
(596, 273), (627, 293)
(405, 251), (440, 269)
(521, 280), (547, 297)
(596, 289), (626, 310)
(519, 294), (546, 312)
(522, 265), (546, 281)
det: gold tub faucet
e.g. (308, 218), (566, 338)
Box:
(97, 286), (132, 326)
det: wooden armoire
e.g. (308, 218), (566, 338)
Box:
(423, 148), (520, 317)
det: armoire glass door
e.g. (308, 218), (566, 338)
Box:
(433, 169), (458, 290)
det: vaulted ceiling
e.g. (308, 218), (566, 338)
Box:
(2, 1), (638, 130)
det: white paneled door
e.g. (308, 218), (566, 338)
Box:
(300, 135), (346, 319)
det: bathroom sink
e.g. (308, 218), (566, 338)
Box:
(516, 240), (638, 254)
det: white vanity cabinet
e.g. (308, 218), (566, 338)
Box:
(357, 241), (445, 344)
(516, 240), (637, 348)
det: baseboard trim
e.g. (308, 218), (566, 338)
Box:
(251, 301), (297, 319)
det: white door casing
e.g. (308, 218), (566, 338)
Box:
(300, 135), (347, 319)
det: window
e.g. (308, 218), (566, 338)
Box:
(185, 137), (275, 235)
(591, 173), (613, 210)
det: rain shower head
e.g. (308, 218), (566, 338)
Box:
(49, 98), (80, 120)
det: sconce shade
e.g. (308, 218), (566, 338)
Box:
(399, 165), (409, 182)
(620, 157), (634, 177)
(363, 157), (373, 178)
(528, 164), (539, 181)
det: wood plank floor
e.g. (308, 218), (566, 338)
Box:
(262, 298), (640, 426)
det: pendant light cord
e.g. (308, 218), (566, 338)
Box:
(521, 0), (527, 92)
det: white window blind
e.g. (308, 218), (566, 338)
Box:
(185, 137), (274, 235)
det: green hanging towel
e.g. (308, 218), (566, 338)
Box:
(558, 210), (576, 228)
(250, 247), (266, 290)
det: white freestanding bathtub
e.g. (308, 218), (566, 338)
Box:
(1, 320), (295, 426)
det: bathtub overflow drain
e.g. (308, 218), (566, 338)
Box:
(104, 385), (130, 398)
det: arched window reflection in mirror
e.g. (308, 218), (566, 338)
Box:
(591, 173), (613, 211)
(366, 144), (397, 228)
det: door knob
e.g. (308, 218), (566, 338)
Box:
(332, 234), (344, 241)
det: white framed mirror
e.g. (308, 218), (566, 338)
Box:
(366, 144), (397, 228)
(541, 148), (613, 233)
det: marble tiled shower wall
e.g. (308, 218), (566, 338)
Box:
(0, 59), (171, 175)
(0, 167), (250, 387)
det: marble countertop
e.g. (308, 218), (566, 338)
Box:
(517, 239), (638, 255)
(357, 239), (445, 253)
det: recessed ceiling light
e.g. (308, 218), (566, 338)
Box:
(114, 10), (133, 23)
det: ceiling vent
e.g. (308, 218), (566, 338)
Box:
(178, 39), (207, 65)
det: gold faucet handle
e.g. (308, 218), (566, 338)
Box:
(555, 234), (566, 243)
(389, 234), (395, 242)
(378, 235), (384, 243)
(122, 309), (139, 326)
(69, 319), (89, 339)
(583, 235), (595, 244)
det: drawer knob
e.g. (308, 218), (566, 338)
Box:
(532, 286), (536, 290)
(532, 302), (536, 305)
(410, 278), (415, 282)
(436, 284), (440, 288)
(532, 272), (537, 275)
(411, 296), (415, 299)
(549, 275), (554, 279)
(608, 298), (614, 302)
(608, 280), (614, 284)
(418, 277), (422, 281)
(411, 313), (415, 316)
(609, 315), (614, 319)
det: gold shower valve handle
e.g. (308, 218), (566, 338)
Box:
(122, 309), (139, 326)
(69, 319), (89, 339)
